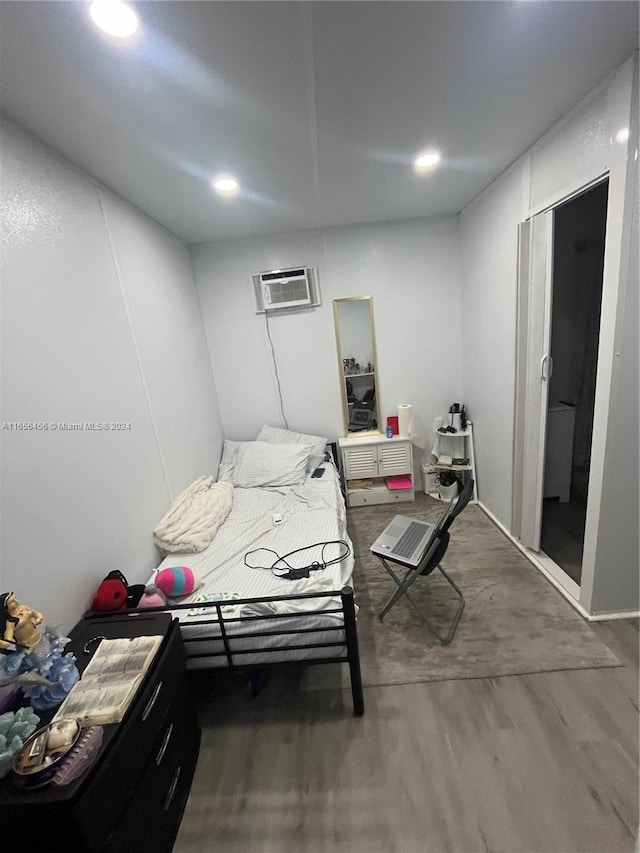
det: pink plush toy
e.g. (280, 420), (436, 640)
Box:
(154, 566), (200, 599)
(137, 587), (168, 609)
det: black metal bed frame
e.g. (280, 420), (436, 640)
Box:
(88, 585), (364, 716)
(89, 445), (364, 715)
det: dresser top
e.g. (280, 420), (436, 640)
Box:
(338, 434), (410, 448)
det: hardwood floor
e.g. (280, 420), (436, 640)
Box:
(174, 620), (638, 853)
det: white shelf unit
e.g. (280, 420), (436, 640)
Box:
(424, 420), (478, 502)
(339, 434), (414, 508)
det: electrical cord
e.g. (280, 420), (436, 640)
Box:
(244, 540), (351, 581)
(264, 309), (289, 429)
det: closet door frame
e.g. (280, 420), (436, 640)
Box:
(513, 171), (615, 612)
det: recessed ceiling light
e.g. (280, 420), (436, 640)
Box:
(616, 127), (630, 143)
(414, 150), (442, 172)
(212, 175), (240, 197)
(90, 0), (138, 38)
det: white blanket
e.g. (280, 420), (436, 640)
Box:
(153, 476), (234, 554)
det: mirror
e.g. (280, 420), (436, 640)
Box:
(333, 296), (381, 436)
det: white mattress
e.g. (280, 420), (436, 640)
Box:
(151, 462), (355, 667)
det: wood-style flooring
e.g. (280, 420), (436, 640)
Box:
(174, 619), (638, 853)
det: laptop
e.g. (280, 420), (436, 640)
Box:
(369, 497), (458, 568)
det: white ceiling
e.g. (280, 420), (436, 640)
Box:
(1, 1), (637, 244)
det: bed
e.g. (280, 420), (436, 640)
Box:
(94, 430), (364, 716)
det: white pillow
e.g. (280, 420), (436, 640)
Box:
(218, 439), (240, 482)
(219, 440), (311, 488)
(256, 424), (327, 471)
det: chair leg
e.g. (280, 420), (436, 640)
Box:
(378, 558), (465, 645)
(423, 564), (465, 645)
(378, 564), (414, 621)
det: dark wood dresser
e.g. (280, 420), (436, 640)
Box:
(0, 612), (201, 853)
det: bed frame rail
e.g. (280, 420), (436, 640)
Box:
(86, 586), (364, 716)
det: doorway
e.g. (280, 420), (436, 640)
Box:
(539, 181), (608, 585)
(512, 177), (612, 598)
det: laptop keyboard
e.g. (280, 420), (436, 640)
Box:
(391, 521), (426, 558)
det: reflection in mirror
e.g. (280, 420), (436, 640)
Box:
(333, 296), (381, 436)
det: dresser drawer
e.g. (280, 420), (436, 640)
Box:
(348, 486), (414, 507)
(105, 673), (201, 853)
(75, 620), (186, 846)
(0, 615), (199, 853)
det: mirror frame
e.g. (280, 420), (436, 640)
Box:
(333, 295), (381, 437)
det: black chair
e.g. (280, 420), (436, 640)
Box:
(376, 478), (474, 645)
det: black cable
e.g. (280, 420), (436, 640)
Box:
(264, 309), (289, 429)
(244, 540), (351, 580)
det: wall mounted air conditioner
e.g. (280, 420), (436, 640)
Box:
(252, 267), (320, 313)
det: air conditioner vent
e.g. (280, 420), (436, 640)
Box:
(261, 268), (306, 282)
(252, 267), (320, 313)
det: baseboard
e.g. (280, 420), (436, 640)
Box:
(476, 501), (594, 621)
(588, 610), (640, 621)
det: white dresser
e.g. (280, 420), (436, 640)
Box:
(339, 434), (414, 508)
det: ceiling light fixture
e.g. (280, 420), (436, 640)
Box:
(615, 127), (630, 144)
(414, 150), (442, 172)
(89, 0), (138, 38)
(212, 175), (240, 197)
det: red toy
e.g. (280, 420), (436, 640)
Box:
(91, 570), (129, 612)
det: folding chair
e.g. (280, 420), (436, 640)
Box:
(375, 478), (473, 645)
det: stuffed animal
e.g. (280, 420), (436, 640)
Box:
(126, 585), (145, 609)
(137, 587), (167, 609)
(91, 567), (199, 613)
(91, 570), (129, 612)
(154, 566), (201, 599)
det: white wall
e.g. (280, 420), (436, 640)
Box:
(457, 163), (523, 525)
(192, 216), (462, 457)
(591, 60), (639, 614)
(98, 191), (223, 496)
(0, 117), (223, 631)
(460, 55), (638, 613)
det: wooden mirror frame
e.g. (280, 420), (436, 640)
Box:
(333, 295), (381, 437)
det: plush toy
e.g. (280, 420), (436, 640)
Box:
(92, 567), (199, 613)
(154, 567), (200, 599)
(137, 587), (168, 609)
(126, 585), (145, 609)
(91, 570), (129, 612)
